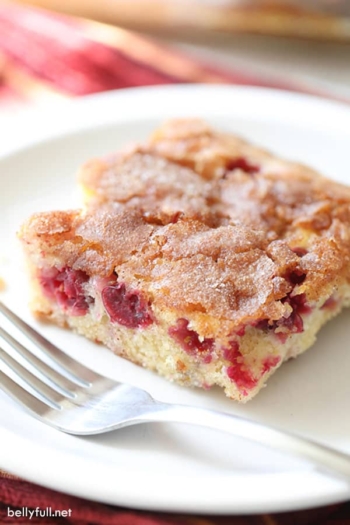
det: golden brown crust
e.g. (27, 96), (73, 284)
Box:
(80, 119), (350, 236)
(79, 151), (215, 215)
(19, 119), (350, 336)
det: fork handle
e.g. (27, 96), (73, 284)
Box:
(139, 403), (350, 482)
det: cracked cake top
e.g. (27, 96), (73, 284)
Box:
(19, 119), (350, 337)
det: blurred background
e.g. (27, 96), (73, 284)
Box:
(0, 0), (349, 141)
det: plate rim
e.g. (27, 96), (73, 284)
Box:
(1, 84), (350, 514)
(3, 83), (350, 157)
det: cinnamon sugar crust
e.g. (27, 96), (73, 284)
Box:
(18, 119), (350, 399)
(77, 119), (350, 301)
(79, 119), (350, 236)
(22, 121), (350, 315)
(20, 156), (350, 332)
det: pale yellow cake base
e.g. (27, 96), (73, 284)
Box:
(29, 275), (350, 402)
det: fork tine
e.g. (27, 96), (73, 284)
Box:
(0, 370), (57, 419)
(0, 347), (62, 410)
(0, 301), (91, 387)
(0, 326), (76, 399)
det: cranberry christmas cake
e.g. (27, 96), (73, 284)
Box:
(19, 120), (350, 401)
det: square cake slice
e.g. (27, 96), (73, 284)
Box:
(18, 119), (350, 401)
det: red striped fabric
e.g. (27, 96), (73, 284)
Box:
(0, 3), (330, 106)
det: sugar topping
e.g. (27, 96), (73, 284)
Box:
(19, 119), (350, 334)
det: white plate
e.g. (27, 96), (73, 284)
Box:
(1, 85), (350, 515)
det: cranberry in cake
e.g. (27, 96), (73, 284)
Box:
(18, 120), (350, 401)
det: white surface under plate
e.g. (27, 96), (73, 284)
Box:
(1, 85), (350, 515)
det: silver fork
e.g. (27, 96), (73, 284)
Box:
(1, 300), (350, 483)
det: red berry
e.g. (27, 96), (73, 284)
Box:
(223, 341), (257, 392)
(256, 293), (311, 341)
(287, 271), (306, 285)
(226, 365), (257, 391)
(225, 157), (259, 175)
(39, 267), (93, 316)
(168, 319), (214, 356)
(262, 356), (281, 374)
(291, 247), (308, 257)
(102, 282), (153, 328)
